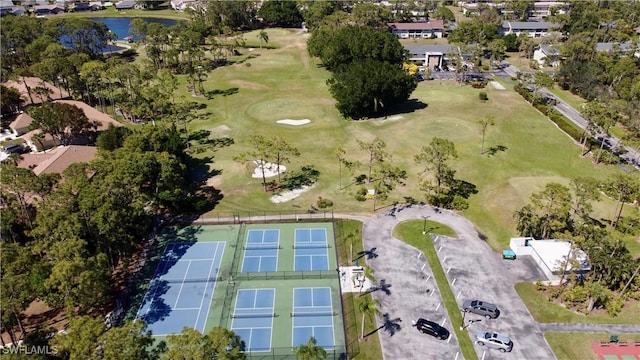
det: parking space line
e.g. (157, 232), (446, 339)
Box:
(452, 278), (457, 286)
(437, 245), (442, 252)
(421, 263), (426, 271)
(425, 275), (431, 282)
(447, 266), (451, 274)
(441, 318), (447, 326)
(454, 351), (459, 360)
(481, 350), (486, 360)
(456, 290), (461, 298)
(417, 252), (421, 259)
(435, 303), (441, 311)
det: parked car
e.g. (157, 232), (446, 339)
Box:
(3, 144), (25, 154)
(475, 331), (513, 352)
(416, 318), (449, 340)
(462, 300), (500, 319)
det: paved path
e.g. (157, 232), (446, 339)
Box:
(540, 323), (640, 333)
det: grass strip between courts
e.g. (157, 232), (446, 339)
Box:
(394, 220), (477, 360)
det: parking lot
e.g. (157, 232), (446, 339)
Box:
(362, 212), (460, 360)
(434, 234), (555, 360)
(362, 205), (556, 360)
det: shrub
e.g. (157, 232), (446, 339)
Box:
(535, 281), (547, 291)
(357, 187), (367, 196)
(354, 194), (366, 202)
(479, 91), (488, 101)
(316, 197), (334, 209)
(605, 296), (624, 317)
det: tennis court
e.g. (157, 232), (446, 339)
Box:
(241, 229), (280, 273)
(294, 228), (329, 271)
(291, 287), (336, 349)
(230, 289), (276, 352)
(136, 242), (225, 336)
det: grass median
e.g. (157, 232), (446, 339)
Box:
(335, 219), (383, 360)
(393, 220), (477, 360)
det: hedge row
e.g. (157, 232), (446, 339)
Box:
(513, 84), (586, 142)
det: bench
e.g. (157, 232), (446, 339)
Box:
(617, 341), (628, 346)
(634, 341), (640, 347)
(600, 341), (610, 347)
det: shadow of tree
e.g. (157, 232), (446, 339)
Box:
(205, 87), (239, 99)
(365, 313), (402, 337)
(360, 279), (392, 297)
(450, 179), (478, 199)
(353, 247), (378, 262)
(485, 145), (508, 156)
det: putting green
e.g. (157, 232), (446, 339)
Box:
(245, 98), (329, 123)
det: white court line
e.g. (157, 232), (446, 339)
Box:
(173, 260), (192, 308)
(194, 242), (222, 332)
(232, 326), (272, 330)
(173, 307), (202, 310)
(175, 258), (218, 262)
(137, 244), (174, 317)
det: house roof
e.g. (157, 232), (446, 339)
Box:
(115, 0), (136, 8)
(405, 44), (458, 55)
(9, 113), (34, 131)
(18, 145), (98, 176)
(0, 0), (14, 9)
(528, 239), (590, 272)
(596, 42), (638, 53)
(538, 44), (559, 55)
(22, 129), (56, 147)
(388, 20), (445, 31)
(502, 21), (560, 31)
(53, 100), (123, 131)
(1, 77), (70, 106)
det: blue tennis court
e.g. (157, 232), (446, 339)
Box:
(294, 228), (329, 271)
(292, 287), (335, 349)
(231, 289), (275, 352)
(241, 229), (280, 272)
(136, 242), (225, 336)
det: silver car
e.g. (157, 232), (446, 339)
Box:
(475, 331), (513, 352)
(462, 299), (500, 319)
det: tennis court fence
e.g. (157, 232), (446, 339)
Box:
(226, 270), (339, 281)
(174, 210), (335, 225)
(240, 346), (347, 360)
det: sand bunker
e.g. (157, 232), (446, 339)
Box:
(277, 119), (311, 126)
(490, 81), (506, 90)
(252, 160), (285, 178)
(270, 184), (315, 203)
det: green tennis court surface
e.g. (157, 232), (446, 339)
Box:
(134, 222), (346, 359)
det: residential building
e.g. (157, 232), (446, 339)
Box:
(8, 113), (34, 137)
(388, 20), (445, 39)
(18, 145), (98, 176)
(531, 1), (570, 19)
(533, 44), (560, 67)
(596, 42), (640, 58)
(500, 20), (560, 37)
(33, 3), (66, 16)
(170, 0), (199, 11)
(115, 0), (138, 10)
(1, 77), (70, 107)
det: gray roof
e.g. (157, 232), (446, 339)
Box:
(538, 45), (559, 55)
(502, 21), (560, 31)
(596, 42), (638, 53)
(405, 45), (458, 55)
(0, 0), (14, 8)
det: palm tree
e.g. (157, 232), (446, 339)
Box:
(358, 265), (375, 295)
(478, 115), (495, 155)
(257, 30), (269, 49)
(294, 337), (327, 360)
(358, 296), (380, 339)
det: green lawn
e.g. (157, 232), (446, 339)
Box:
(515, 282), (640, 324)
(335, 219), (383, 360)
(545, 332), (640, 360)
(58, 7), (189, 20)
(126, 29), (632, 254)
(393, 220), (477, 360)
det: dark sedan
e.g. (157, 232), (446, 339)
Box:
(416, 318), (450, 340)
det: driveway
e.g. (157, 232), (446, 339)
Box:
(361, 205), (555, 360)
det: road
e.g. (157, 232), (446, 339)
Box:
(498, 61), (640, 169)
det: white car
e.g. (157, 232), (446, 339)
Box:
(476, 331), (513, 352)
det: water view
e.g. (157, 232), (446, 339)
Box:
(90, 17), (180, 40)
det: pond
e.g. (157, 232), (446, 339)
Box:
(90, 17), (180, 40)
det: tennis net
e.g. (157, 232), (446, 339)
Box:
(151, 276), (220, 284)
(243, 244), (281, 250)
(230, 312), (276, 318)
(290, 311), (337, 317)
(292, 244), (330, 249)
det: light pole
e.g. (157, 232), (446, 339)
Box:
(422, 216), (430, 235)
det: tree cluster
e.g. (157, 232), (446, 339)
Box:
(514, 177), (640, 314)
(0, 124), (201, 343)
(309, 25), (416, 119)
